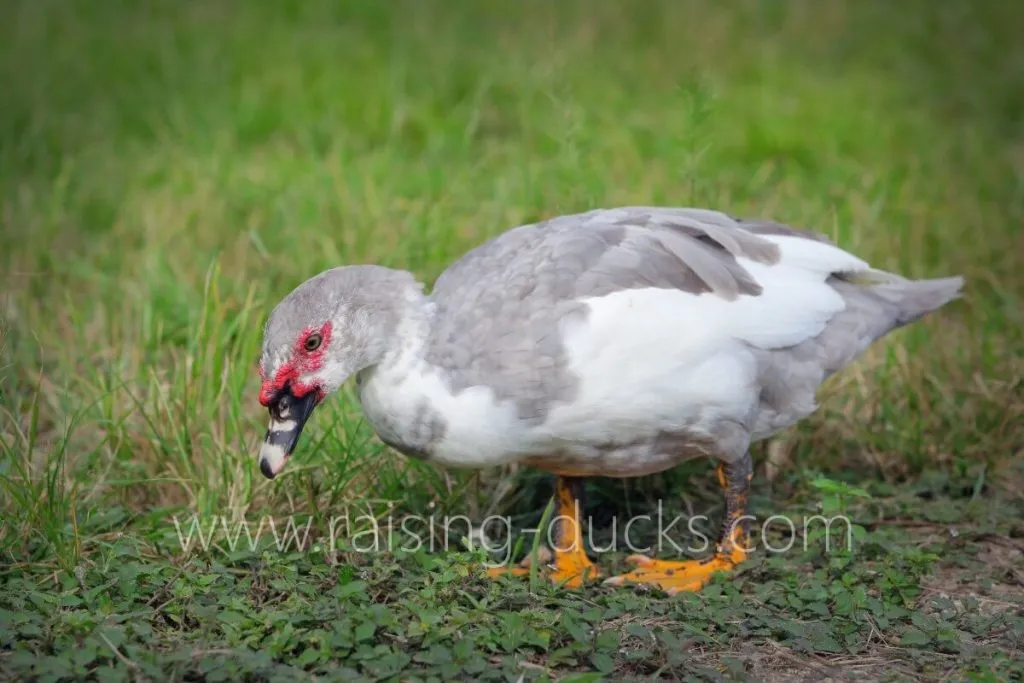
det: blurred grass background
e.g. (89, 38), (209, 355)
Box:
(0, 0), (1021, 567)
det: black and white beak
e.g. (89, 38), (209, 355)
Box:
(258, 388), (319, 479)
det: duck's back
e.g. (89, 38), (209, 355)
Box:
(411, 207), (961, 474)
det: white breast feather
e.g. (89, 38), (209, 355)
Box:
(362, 362), (530, 468)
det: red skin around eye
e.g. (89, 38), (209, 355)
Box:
(258, 321), (333, 406)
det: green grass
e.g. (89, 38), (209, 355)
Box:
(1, 0), (1022, 680)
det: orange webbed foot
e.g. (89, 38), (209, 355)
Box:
(604, 454), (754, 595)
(602, 552), (740, 594)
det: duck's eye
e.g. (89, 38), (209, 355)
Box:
(304, 333), (323, 352)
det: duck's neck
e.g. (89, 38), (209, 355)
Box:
(353, 285), (446, 461)
(350, 269), (435, 383)
(380, 286), (435, 371)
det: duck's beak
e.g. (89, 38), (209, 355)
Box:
(258, 388), (319, 479)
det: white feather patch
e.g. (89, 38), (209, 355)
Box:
(761, 234), (871, 275)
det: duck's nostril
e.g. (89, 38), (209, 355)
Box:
(269, 389), (296, 421)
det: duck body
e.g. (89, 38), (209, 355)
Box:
(256, 205), (962, 593)
(351, 206), (962, 478)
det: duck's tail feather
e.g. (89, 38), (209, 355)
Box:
(858, 273), (966, 326)
(814, 271), (965, 376)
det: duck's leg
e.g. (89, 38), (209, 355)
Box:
(486, 476), (601, 588)
(604, 452), (753, 595)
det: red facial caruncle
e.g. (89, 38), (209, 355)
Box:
(258, 321), (334, 406)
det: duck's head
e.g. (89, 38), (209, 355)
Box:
(255, 265), (418, 479)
